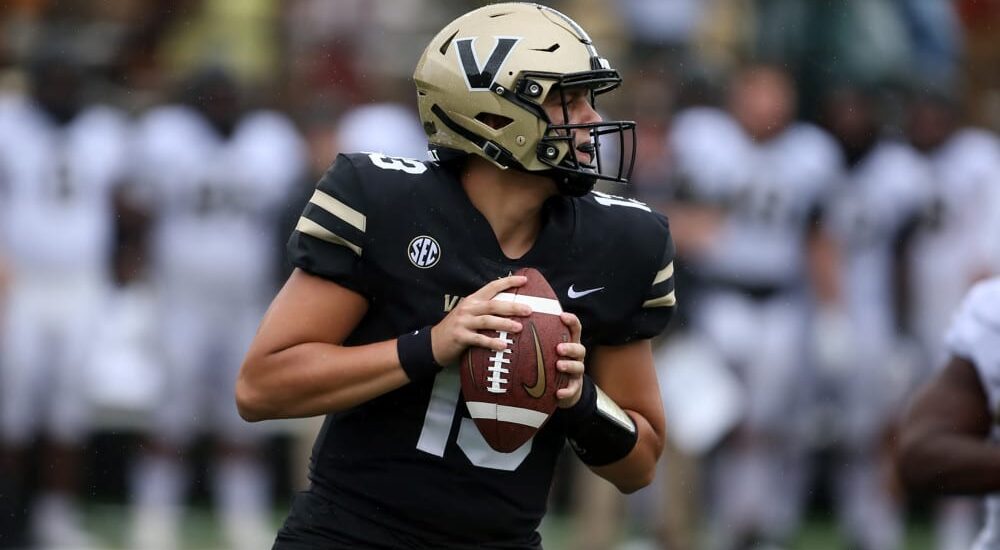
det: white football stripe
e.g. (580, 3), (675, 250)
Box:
(466, 402), (549, 428)
(493, 293), (563, 315)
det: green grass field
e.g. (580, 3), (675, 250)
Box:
(3, 433), (943, 549)
(78, 505), (937, 550)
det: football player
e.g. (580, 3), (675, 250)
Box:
(0, 53), (130, 548)
(666, 64), (844, 549)
(818, 84), (934, 550)
(897, 276), (1000, 550)
(129, 68), (306, 550)
(903, 85), (1000, 550)
(237, 3), (676, 548)
(905, 85), (1000, 372)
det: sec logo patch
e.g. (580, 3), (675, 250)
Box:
(408, 235), (441, 268)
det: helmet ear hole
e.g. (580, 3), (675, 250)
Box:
(475, 113), (514, 130)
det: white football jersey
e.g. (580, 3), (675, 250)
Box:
(0, 98), (130, 277)
(335, 103), (427, 160)
(944, 277), (1000, 550)
(670, 107), (843, 286)
(669, 107), (746, 202)
(909, 129), (1000, 365)
(134, 105), (305, 293)
(825, 141), (933, 342)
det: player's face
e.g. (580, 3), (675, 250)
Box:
(543, 86), (602, 165)
(906, 99), (955, 152)
(729, 67), (795, 142)
(823, 89), (875, 148)
(32, 60), (82, 125)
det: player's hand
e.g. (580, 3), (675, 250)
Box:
(430, 275), (532, 366)
(556, 312), (586, 408)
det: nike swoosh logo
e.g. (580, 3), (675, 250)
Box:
(567, 284), (604, 299)
(523, 322), (546, 399)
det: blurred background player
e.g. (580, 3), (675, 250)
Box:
(905, 84), (1000, 373)
(815, 83), (934, 550)
(903, 83), (1000, 550)
(897, 276), (1000, 550)
(0, 52), (130, 548)
(128, 67), (306, 550)
(666, 62), (844, 549)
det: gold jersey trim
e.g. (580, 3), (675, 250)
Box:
(642, 290), (676, 308)
(652, 261), (674, 286)
(296, 216), (362, 256)
(310, 189), (366, 232)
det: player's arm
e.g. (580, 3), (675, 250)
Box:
(554, 213), (672, 493)
(236, 269), (528, 421)
(896, 355), (1000, 495)
(558, 329), (665, 494)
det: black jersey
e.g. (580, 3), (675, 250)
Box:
(284, 152), (676, 548)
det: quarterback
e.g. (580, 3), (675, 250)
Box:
(237, 4), (676, 548)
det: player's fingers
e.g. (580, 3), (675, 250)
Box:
(557, 377), (582, 401)
(560, 312), (582, 343)
(557, 342), (586, 361)
(464, 331), (510, 352)
(467, 296), (531, 318)
(557, 359), (584, 375)
(470, 315), (522, 333)
(469, 275), (527, 300)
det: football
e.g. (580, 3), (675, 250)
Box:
(461, 267), (570, 453)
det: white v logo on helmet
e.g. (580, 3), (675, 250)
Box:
(455, 37), (520, 91)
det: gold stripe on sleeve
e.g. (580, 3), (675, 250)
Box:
(295, 216), (362, 256)
(652, 262), (674, 286)
(310, 190), (366, 232)
(642, 290), (676, 308)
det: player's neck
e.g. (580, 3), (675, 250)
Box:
(461, 157), (556, 259)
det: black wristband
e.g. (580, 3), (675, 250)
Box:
(562, 375), (638, 466)
(561, 373), (598, 426)
(397, 326), (442, 382)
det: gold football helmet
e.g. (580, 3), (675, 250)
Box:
(413, 2), (635, 195)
